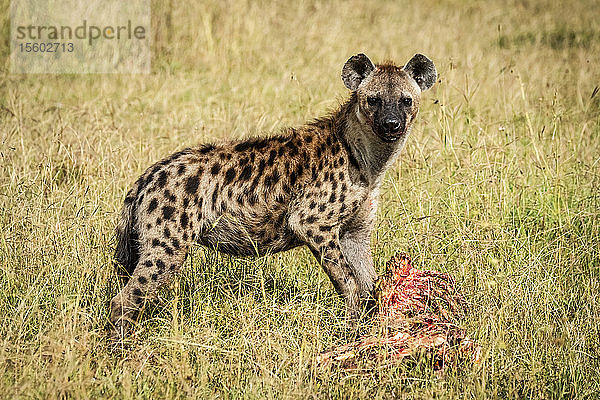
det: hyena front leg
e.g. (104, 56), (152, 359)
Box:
(292, 225), (360, 320)
(309, 234), (361, 321)
(110, 227), (189, 339)
(339, 228), (376, 302)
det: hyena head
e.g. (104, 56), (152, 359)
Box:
(341, 53), (437, 142)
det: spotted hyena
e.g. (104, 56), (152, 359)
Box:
(111, 53), (437, 338)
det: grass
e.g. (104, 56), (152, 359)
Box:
(1, 0), (599, 398)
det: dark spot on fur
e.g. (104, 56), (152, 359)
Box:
(152, 239), (160, 247)
(181, 212), (189, 228)
(148, 198), (158, 213)
(306, 216), (317, 223)
(164, 189), (176, 203)
(212, 185), (219, 206)
(264, 170), (280, 188)
(332, 143), (340, 156)
(199, 144), (215, 154)
(319, 225), (332, 232)
(305, 135), (313, 143)
(285, 141), (299, 156)
(164, 227), (171, 238)
(177, 164), (186, 175)
(309, 201), (316, 209)
(151, 273), (158, 281)
(157, 170), (168, 188)
(144, 260), (153, 268)
(224, 168), (236, 184)
(290, 171), (297, 186)
(329, 193), (336, 203)
(183, 198), (190, 208)
(267, 150), (277, 166)
(340, 204), (346, 213)
(307, 230), (313, 237)
(133, 288), (143, 297)
(314, 235), (324, 244)
(235, 138), (268, 152)
(319, 204), (326, 212)
(211, 163), (221, 175)
(239, 165), (252, 182)
(183, 232), (188, 241)
(162, 206), (175, 220)
(339, 194), (345, 203)
(125, 195), (135, 204)
(171, 238), (180, 249)
(156, 259), (166, 272)
(138, 276), (147, 284)
(185, 175), (200, 195)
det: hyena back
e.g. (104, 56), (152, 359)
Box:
(111, 53), (437, 338)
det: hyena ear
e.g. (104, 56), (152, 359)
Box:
(342, 53), (375, 91)
(403, 54), (437, 91)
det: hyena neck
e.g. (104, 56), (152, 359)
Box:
(335, 93), (409, 189)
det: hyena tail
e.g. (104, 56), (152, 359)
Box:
(114, 186), (140, 284)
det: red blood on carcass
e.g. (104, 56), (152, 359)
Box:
(316, 253), (481, 371)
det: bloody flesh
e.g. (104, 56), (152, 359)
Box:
(317, 253), (481, 370)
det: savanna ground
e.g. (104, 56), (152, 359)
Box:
(1, 0), (599, 398)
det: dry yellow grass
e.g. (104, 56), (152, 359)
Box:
(1, 0), (599, 398)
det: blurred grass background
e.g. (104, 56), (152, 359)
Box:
(0, 0), (599, 398)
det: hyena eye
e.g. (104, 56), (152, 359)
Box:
(401, 97), (413, 107)
(367, 96), (381, 107)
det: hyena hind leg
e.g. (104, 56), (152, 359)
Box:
(110, 243), (188, 340)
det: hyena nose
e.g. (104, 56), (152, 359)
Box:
(383, 119), (401, 132)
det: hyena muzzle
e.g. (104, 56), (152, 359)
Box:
(110, 53), (436, 338)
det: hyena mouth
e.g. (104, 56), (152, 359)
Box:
(375, 124), (407, 142)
